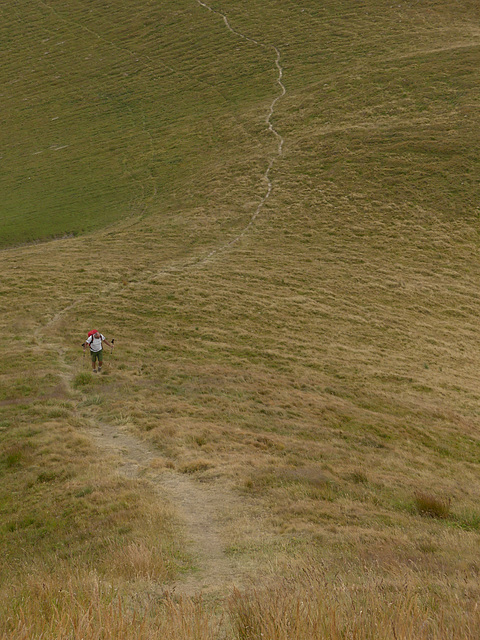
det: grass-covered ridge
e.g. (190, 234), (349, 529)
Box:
(2, 0), (480, 637)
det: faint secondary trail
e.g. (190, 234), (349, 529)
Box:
(193, 0), (286, 264)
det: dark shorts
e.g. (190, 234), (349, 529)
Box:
(90, 349), (103, 363)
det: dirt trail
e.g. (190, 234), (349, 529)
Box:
(31, 325), (252, 597)
(31, 1), (285, 596)
(194, 0), (286, 265)
(82, 410), (249, 596)
(33, 315), (249, 596)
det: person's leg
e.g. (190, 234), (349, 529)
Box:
(91, 351), (97, 372)
(98, 350), (103, 372)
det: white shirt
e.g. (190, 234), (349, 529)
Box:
(86, 334), (105, 352)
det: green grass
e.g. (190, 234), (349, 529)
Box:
(0, 0), (274, 247)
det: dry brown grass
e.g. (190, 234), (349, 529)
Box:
(228, 567), (480, 640)
(0, 570), (221, 640)
(414, 491), (452, 520)
(3, 565), (480, 639)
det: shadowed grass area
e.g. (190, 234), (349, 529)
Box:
(0, 0), (274, 247)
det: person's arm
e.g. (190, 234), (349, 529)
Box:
(102, 338), (113, 348)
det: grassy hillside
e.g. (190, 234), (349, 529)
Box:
(2, 0), (480, 637)
(0, 0), (272, 246)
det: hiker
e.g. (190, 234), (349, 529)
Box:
(83, 331), (113, 373)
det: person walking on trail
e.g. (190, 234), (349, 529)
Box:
(84, 331), (113, 373)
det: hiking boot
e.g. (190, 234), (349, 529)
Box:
(93, 369), (97, 373)
(98, 366), (102, 373)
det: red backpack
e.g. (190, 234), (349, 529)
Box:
(82, 330), (99, 348)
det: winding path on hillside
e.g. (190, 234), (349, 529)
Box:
(31, 1), (286, 596)
(33, 331), (261, 597)
(30, 0), (286, 265)
(192, 0), (286, 266)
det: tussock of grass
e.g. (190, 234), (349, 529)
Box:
(0, 443), (32, 469)
(73, 372), (93, 388)
(414, 491), (451, 519)
(348, 470), (369, 485)
(179, 459), (214, 474)
(0, 569), (221, 640)
(109, 540), (172, 581)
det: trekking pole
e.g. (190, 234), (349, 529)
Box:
(111, 338), (115, 355)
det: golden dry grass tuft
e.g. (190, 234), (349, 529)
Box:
(414, 490), (451, 520)
(1, 569), (222, 640)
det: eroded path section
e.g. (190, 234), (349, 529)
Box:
(83, 411), (248, 596)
